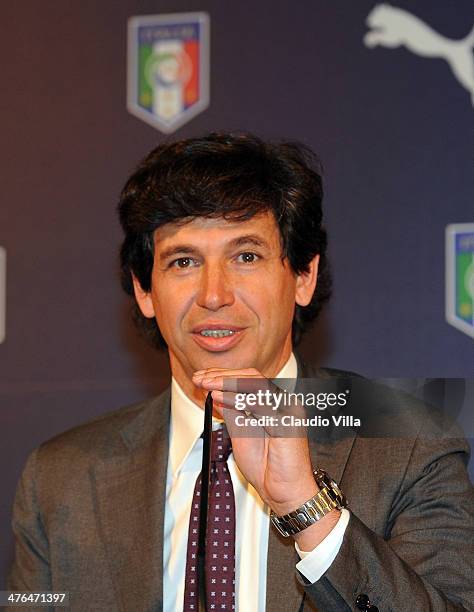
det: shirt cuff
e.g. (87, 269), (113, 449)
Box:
(295, 508), (350, 583)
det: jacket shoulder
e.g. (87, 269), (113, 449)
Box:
(37, 389), (170, 465)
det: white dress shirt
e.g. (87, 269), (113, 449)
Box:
(163, 353), (350, 611)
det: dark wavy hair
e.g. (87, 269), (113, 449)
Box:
(118, 132), (331, 349)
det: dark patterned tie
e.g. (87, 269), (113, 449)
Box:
(184, 427), (236, 611)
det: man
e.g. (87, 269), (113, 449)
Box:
(8, 133), (474, 611)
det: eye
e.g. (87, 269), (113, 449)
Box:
(169, 257), (198, 269)
(236, 252), (260, 264)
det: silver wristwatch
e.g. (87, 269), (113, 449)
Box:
(270, 468), (347, 537)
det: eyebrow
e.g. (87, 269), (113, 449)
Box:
(158, 245), (198, 262)
(230, 235), (269, 249)
(158, 234), (270, 262)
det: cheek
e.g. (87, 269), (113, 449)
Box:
(243, 276), (296, 326)
(153, 279), (196, 330)
(276, 280), (298, 324)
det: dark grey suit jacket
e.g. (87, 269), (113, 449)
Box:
(7, 360), (474, 611)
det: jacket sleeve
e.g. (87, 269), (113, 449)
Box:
(298, 435), (474, 611)
(7, 448), (52, 593)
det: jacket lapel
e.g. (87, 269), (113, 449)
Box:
(92, 389), (171, 612)
(296, 354), (357, 483)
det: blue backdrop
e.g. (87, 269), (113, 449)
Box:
(1, 0), (473, 584)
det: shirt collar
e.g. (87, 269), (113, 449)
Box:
(169, 352), (298, 477)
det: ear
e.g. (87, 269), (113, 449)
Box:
(132, 274), (156, 318)
(295, 255), (320, 307)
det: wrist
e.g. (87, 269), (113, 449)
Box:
(269, 480), (319, 516)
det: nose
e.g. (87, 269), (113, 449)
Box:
(196, 261), (235, 311)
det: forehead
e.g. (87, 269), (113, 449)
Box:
(153, 210), (281, 249)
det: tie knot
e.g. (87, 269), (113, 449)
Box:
(211, 427), (232, 462)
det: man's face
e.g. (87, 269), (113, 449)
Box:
(133, 211), (318, 396)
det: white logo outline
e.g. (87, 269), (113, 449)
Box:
(364, 3), (474, 106)
(127, 12), (210, 134)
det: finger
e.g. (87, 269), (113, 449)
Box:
(194, 374), (261, 392)
(192, 368), (262, 385)
(225, 397), (309, 439)
(194, 367), (260, 377)
(195, 374), (277, 395)
(210, 389), (233, 406)
(210, 383), (304, 420)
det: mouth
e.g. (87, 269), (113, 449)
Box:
(191, 324), (246, 352)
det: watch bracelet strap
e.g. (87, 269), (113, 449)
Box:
(270, 471), (347, 537)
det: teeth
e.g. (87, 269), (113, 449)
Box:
(200, 329), (236, 338)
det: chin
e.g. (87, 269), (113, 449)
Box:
(192, 350), (257, 371)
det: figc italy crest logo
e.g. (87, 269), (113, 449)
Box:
(127, 13), (210, 133)
(446, 224), (474, 339)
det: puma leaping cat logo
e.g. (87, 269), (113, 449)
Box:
(364, 3), (474, 106)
